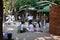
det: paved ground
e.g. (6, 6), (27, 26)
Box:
(14, 32), (54, 40)
(3, 22), (60, 40)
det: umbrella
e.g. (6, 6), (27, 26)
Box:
(37, 9), (43, 12)
(37, 4), (52, 13)
(42, 5), (50, 12)
(36, 1), (57, 10)
(42, 4), (52, 12)
(36, 1), (50, 4)
(18, 7), (37, 13)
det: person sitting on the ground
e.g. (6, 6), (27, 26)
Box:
(5, 16), (13, 24)
(7, 15), (13, 23)
(27, 22), (34, 32)
(20, 21), (26, 33)
(35, 21), (41, 32)
(11, 15), (15, 22)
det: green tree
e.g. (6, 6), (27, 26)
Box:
(14, 0), (37, 11)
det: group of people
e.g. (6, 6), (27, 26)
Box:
(5, 14), (15, 23)
(5, 13), (49, 33)
(19, 13), (49, 33)
(18, 13), (33, 22)
(18, 13), (41, 33)
(20, 21), (41, 33)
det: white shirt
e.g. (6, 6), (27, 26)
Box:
(20, 24), (24, 30)
(27, 16), (33, 21)
(46, 23), (49, 28)
(36, 23), (40, 31)
(11, 15), (15, 21)
(8, 15), (12, 21)
(18, 16), (21, 19)
(5, 17), (13, 23)
(28, 24), (34, 32)
(5, 19), (13, 23)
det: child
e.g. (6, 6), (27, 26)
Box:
(36, 21), (41, 32)
(27, 22), (34, 32)
(20, 21), (25, 33)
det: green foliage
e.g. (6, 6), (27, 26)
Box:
(48, 0), (55, 2)
(14, 0), (37, 11)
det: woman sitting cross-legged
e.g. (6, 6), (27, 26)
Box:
(35, 21), (41, 32)
(26, 22), (34, 32)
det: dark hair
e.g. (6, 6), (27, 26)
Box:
(28, 14), (29, 16)
(21, 21), (24, 24)
(29, 22), (32, 24)
(37, 21), (40, 23)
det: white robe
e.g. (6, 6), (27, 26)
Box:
(36, 23), (40, 31)
(27, 16), (33, 21)
(28, 24), (34, 32)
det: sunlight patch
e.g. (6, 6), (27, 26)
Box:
(35, 37), (45, 40)
(44, 36), (52, 39)
(6, 28), (14, 31)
